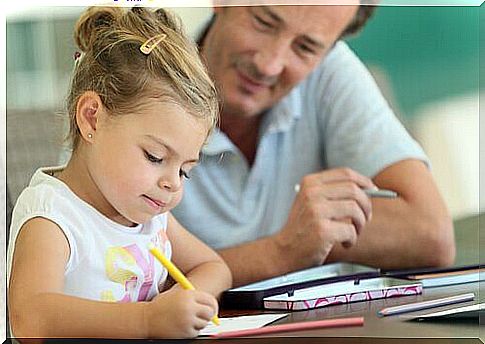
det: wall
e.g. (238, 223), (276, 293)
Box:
(6, 5), (483, 218)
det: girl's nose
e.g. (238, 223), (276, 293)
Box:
(158, 172), (181, 192)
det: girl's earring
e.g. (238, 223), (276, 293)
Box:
(87, 133), (93, 139)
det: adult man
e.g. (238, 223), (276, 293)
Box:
(172, 4), (455, 286)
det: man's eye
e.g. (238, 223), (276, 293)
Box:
(145, 151), (163, 164)
(298, 44), (315, 55)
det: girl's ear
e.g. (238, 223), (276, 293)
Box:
(75, 91), (103, 143)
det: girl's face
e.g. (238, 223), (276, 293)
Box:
(86, 100), (207, 226)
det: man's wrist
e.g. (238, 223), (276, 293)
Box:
(270, 231), (296, 275)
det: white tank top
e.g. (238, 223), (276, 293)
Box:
(7, 166), (171, 303)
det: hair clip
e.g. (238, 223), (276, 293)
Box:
(73, 51), (84, 68)
(140, 34), (167, 55)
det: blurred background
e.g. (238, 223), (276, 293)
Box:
(6, 5), (484, 219)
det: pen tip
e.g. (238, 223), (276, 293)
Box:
(212, 316), (220, 326)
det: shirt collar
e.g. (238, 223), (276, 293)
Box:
(264, 88), (303, 134)
(201, 86), (304, 156)
(201, 128), (237, 156)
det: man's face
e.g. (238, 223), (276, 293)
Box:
(201, 5), (359, 118)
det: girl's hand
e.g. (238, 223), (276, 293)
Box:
(145, 287), (219, 338)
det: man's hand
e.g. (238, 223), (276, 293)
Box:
(219, 160), (453, 287)
(273, 168), (376, 272)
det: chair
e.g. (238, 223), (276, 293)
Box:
(7, 109), (66, 203)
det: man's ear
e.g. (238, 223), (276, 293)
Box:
(75, 91), (103, 143)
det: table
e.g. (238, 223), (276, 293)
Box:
(217, 213), (484, 343)
(10, 216), (483, 344)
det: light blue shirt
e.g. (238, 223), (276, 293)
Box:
(176, 41), (427, 249)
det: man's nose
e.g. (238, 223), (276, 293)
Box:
(253, 40), (288, 77)
(158, 170), (181, 193)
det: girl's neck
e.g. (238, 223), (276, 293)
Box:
(57, 150), (135, 227)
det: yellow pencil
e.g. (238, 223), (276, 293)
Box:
(148, 243), (220, 326)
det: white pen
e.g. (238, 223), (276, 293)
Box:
(364, 189), (397, 198)
(294, 184), (397, 199)
(377, 293), (475, 317)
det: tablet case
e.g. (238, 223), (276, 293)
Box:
(221, 262), (380, 309)
(263, 277), (423, 311)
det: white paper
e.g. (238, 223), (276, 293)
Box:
(402, 302), (484, 320)
(198, 313), (288, 336)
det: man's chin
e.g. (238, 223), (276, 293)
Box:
(223, 99), (264, 118)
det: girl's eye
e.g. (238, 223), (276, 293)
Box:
(255, 15), (273, 29)
(145, 151), (163, 164)
(179, 169), (190, 179)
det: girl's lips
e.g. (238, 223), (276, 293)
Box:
(142, 195), (167, 210)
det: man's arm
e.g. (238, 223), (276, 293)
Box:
(326, 159), (455, 269)
(217, 236), (290, 287)
(218, 159), (454, 287)
(218, 167), (376, 287)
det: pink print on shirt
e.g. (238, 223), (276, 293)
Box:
(103, 244), (156, 302)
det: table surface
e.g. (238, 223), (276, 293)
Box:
(219, 213), (484, 341)
(10, 217), (483, 344)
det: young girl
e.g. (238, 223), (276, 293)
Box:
(7, 7), (231, 339)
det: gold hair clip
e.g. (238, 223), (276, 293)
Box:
(140, 33), (167, 55)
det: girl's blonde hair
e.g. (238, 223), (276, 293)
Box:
(67, 6), (219, 151)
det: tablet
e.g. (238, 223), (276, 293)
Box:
(221, 263), (379, 309)
(263, 277), (423, 311)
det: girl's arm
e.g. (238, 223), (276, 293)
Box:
(8, 218), (214, 339)
(8, 218), (148, 338)
(167, 213), (232, 297)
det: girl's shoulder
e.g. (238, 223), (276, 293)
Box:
(11, 166), (95, 238)
(14, 166), (77, 216)
(9, 166), (95, 277)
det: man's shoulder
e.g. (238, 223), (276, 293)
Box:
(270, 42), (367, 122)
(313, 40), (362, 76)
(297, 41), (375, 103)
